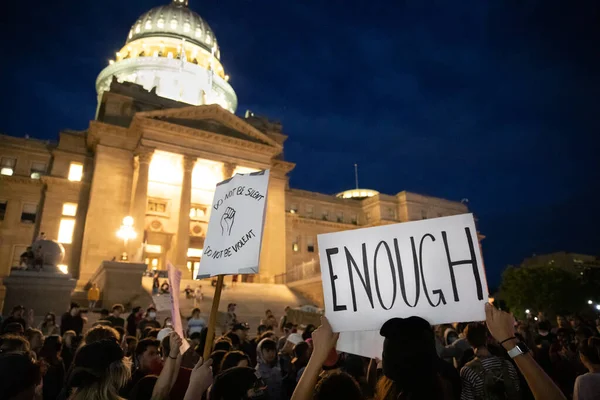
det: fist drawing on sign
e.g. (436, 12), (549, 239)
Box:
(220, 207), (236, 236)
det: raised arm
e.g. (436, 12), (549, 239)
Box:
(152, 332), (183, 400)
(291, 316), (339, 400)
(485, 303), (566, 400)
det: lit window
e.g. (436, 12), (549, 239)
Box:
(151, 258), (159, 267)
(167, 52), (173, 59)
(292, 242), (299, 252)
(145, 20), (152, 29)
(30, 162), (46, 179)
(0, 200), (7, 220)
(195, 28), (202, 37)
(145, 244), (162, 253)
(206, 35), (212, 44)
(21, 203), (37, 224)
(189, 206), (206, 220)
(135, 24), (141, 33)
(170, 19), (178, 29)
(187, 248), (203, 258)
(290, 204), (298, 214)
(57, 218), (75, 243)
(68, 162), (83, 181)
(147, 199), (167, 214)
(1, 157), (16, 176)
(128, 30), (133, 39)
(157, 18), (165, 28)
(183, 22), (190, 32)
(62, 203), (77, 217)
(307, 238), (315, 253)
(58, 264), (69, 274)
(153, 50), (159, 57)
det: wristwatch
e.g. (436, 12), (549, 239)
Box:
(507, 342), (530, 359)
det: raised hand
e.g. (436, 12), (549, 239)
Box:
(220, 207), (236, 236)
(311, 316), (339, 363)
(485, 303), (516, 344)
(184, 357), (214, 400)
(168, 332), (183, 358)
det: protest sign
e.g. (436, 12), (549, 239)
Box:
(152, 294), (172, 312)
(337, 330), (383, 359)
(318, 213), (488, 333)
(167, 262), (190, 353)
(197, 170), (270, 278)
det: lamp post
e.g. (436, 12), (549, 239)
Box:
(116, 216), (137, 261)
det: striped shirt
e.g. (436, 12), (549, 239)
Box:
(460, 356), (521, 400)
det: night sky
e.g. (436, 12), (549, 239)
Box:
(1, 0), (599, 288)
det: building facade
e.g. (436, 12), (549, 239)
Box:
(0, 0), (472, 305)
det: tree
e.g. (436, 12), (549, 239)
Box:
(500, 265), (588, 317)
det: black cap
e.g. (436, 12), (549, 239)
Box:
(232, 322), (249, 331)
(70, 302), (80, 310)
(210, 367), (259, 400)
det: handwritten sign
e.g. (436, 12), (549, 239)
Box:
(318, 213), (488, 333)
(197, 170), (269, 278)
(167, 262), (190, 353)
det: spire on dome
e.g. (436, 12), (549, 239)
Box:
(172, 0), (189, 7)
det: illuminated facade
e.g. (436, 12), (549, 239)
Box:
(0, 0), (471, 305)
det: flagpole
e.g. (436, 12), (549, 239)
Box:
(203, 274), (224, 360)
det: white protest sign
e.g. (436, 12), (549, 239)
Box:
(167, 262), (190, 353)
(337, 330), (383, 359)
(197, 170), (269, 278)
(318, 213), (488, 333)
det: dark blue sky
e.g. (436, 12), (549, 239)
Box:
(1, 0), (599, 287)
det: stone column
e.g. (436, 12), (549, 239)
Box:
(222, 162), (236, 181)
(129, 148), (154, 257)
(174, 155), (197, 269)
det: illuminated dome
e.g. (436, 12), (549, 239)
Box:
(96, 0), (237, 113)
(336, 188), (379, 200)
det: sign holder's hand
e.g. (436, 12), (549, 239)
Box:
(184, 357), (213, 400)
(168, 331), (183, 359)
(311, 316), (339, 364)
(484, 303), (516, 344)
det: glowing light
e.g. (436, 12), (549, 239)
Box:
(225, 75), (230, 81)
(117, 217), (136, 241)
(123, 216), (134, 226)
(58, 264), (69, 274)
(596, 304), (600, 311)
(109, 60), (114, 65)
(534, 317), (538, 321)
(145, 244), (162, 253)
(68, 163), (83, 181)
(157, 19), (164, 28)
(187, 248), (203, 258)
(149, 151), (184, 185)
(525, 309), (530, 314)
(145, 20), (152, 29)
(183, 22), (190, 32)
(58, 219), (75, 244)
(62, 203), (77, 217)
(1, 167), (13, 176)
(170, 19), (178, 29)
(589, 300), (594, 305)
(135, 24), (141, 33)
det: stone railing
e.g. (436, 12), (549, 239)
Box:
(275, 260), (321, 284)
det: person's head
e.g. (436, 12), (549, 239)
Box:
(537, 320), (552, 335)
(575, 326), (594, 345)
(39, 335), (63, 363)
(62, 330), (76, 347)
(189, 331), (202, 347)
(146, 307), (157, 320)
(283, 322), (293, 336)
(284, 306), (290, 313)
(4, 322), (25, 335)
(225, 332), (241, 349)
(302, 324), (316, 341)
(570, 315), (582, 329)
(131, 306), (143, 317)
(232, 323), (250, 342)
(380, 316), (441, 395)
(258, 331), (277, 343)
(125, 336), (138, 355)
(314, 371), (363, 400)
(227, 303), (236, 312)
(292, 341), (310, 365)
(163, 317), (172, 329)
(191, 308), (201, 318)
(259, 338), (277, 364)
(0, 352), (41, 400)
(24, 329), (43, 353)
(214, 338), (232, 352)
(256, 324), (268, 337)
(579, 337), (600, 370)
(70, 302), (80, 317)
(265, 309), (273, 318)
(210, 350), (228, 377)
(43, 312), (56, 326)
(209, 367), (266, 400)
(556, 315), (568, 328)
(11, 305), (25, 318)
(0, 334), (31, 354)
(84, 325), (120, 345)
(221, 350), (251, 371)
(556, 327), (572, 347)
(465, 322), (488, 349)
(100, 309), (110, 319)
(135, 338), (161, 372)
(111, 304), (124, 317)
(92, 283), (97, 288)
(68, 340), (131, 400)
(128, 375), (158, 400)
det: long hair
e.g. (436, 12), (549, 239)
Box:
(68, 358), (131, 400)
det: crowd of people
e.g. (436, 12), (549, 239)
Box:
(1, 300), (599, 400)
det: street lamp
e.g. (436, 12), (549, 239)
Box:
(525, 309), (530, 314)
(588, 300), (593, 305)
(116, 216), (137, 261)
(596, 304), (600, 311)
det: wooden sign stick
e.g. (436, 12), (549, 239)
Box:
(203, 275), (225, 360)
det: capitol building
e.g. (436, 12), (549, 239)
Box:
(0, 0), (470, 304)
